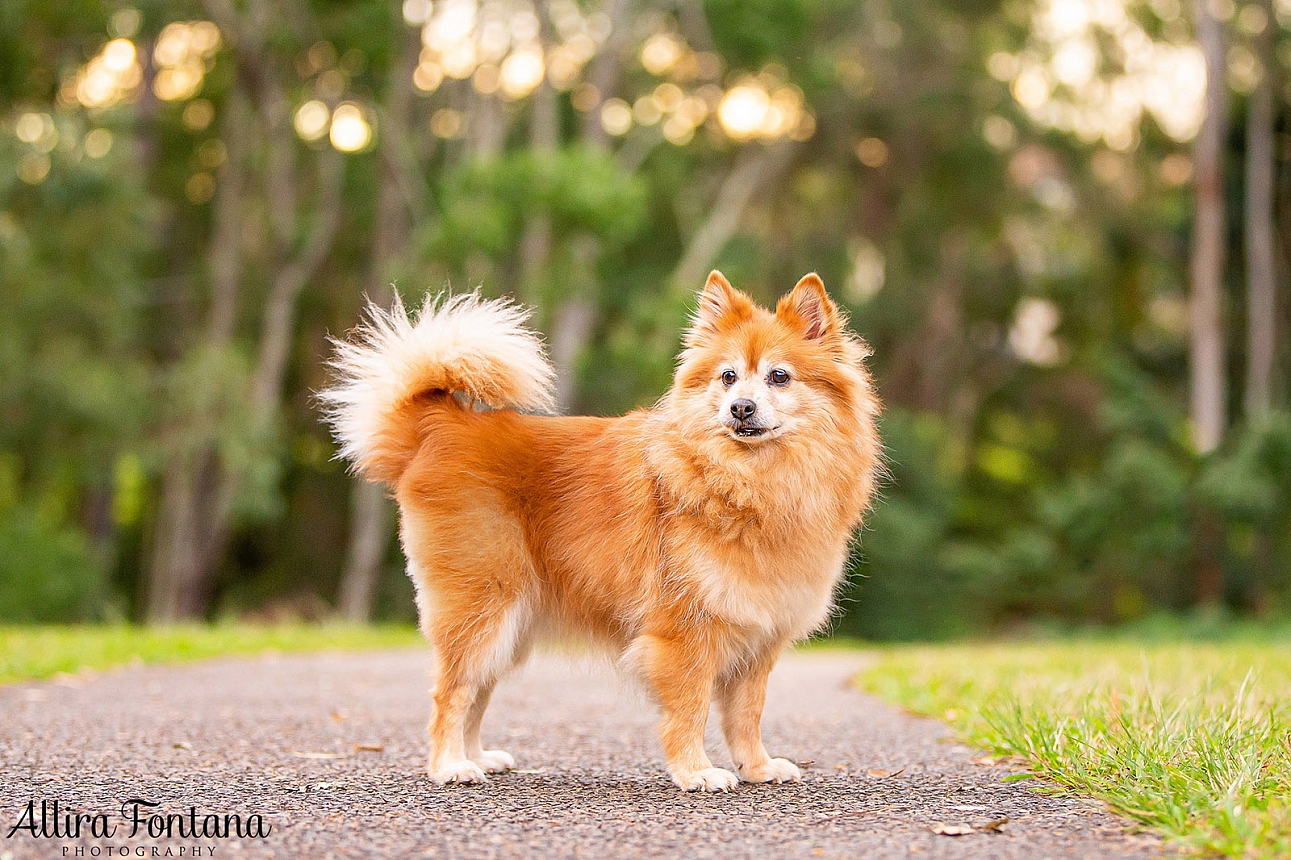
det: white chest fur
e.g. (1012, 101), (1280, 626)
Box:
(681, 540), (849, 639)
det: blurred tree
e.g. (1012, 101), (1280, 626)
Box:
(1245, 0), (1279, 419)
(1191, 0), (1228, 457)
(145, 0), (347, 620)
(3, 0), (1291, 633)
(336, 3), (418, 623)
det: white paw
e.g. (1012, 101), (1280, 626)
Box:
(430, 759), (488, 785)
(471, 749), (515, 773)
(673, 767), (739, 792)
(738, 757), (802, 784)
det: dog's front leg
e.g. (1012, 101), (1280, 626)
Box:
(716, 648), (801, 784)
(636, 633), (737, 791)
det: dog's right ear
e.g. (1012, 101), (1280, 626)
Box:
(688, 271), (753, 343)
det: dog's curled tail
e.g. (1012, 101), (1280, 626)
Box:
(319, 292), (555, 484)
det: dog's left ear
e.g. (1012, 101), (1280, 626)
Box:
(776, 273), (840, 341)
(687, 270), (755, 344)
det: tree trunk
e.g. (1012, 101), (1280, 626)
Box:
(1190, 0), (1229, 453)
(668, 142), (799, 293)
(521, 78), (559, 275)
(1193, 508), (1226, 606)
(207, 88), (250, 343)
(250, 147), (344, 412)
(338, 482), (393, 621)
(1245, 0), (1277, 419)
(145, 0), (347, 622)
(147, 450), (226, 620)
(144, 80), (253, 623)
(547, 236), (601, 410)
(886, 233), (968, 415)
(336, 14), (420, 622)
(579, 0), (633, 147)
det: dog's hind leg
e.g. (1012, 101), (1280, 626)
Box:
(403, 486), (535, 785)
(463, 680), (514, 773)
(426, 598), (528, 783)
(464, 619), (533, 773)
(426, 659), (486, 784)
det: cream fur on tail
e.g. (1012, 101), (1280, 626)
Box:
(319, 292), (555, 484)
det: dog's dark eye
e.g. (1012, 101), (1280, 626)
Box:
(720, 370), (738, 386)
(768, 368), (790, 386)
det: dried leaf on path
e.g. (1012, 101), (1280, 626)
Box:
(978, 815), (1009, 832)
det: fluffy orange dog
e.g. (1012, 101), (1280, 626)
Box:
(321, 271), (880, 791)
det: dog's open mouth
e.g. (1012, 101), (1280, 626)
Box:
(727, 423), (781, 440)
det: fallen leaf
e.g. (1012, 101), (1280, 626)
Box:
(931, 822), (975, 837)
(172, 742), (192, 750)
(977, 815), (1009, 833)
(865, 766), (906, 778)
(290, 750), (344, 760)
(972, 756), (996, 766)
(796, 760), (815, 768)
(329, 709), (349, 722)
(352, 743), (384, 753)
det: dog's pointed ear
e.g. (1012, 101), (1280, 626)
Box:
(777, 273), (839, 341)
(690, 270), (754, 338)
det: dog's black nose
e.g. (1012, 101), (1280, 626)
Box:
(730, 399), (757, 421)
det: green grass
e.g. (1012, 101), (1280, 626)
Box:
(859, 642), (1291, 858)
(0, 623), (421, 686)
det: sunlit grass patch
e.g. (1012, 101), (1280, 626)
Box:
(859, 643), (1291, 858)
(0, 623), (421, 686)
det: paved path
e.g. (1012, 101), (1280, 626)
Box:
(1, 649), (1163, 859)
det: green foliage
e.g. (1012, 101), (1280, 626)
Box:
(1196, 416), (1291, 609)
(0, 506), (112, 623)
(840, 409), (979, 640)
(846, 382), (1291, 639)
(0, 113), (153, 486)
(703, 0), (811, 71)
(1198, 416), (1291, 524)
(431, 146), (648, 263)
(157, 343), (283, 522)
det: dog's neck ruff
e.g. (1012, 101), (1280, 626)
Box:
(641, 414), (864, 546)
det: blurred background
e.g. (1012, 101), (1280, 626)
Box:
(2, 0), (1289, 639)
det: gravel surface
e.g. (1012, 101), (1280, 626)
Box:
(1, 648), (1166, 859)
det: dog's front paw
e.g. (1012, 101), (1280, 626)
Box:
(430, 759), (488, 785)
(471, 749), (515, 773)
(738, 757), (802, 784)
(672, 767), (739, 792)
